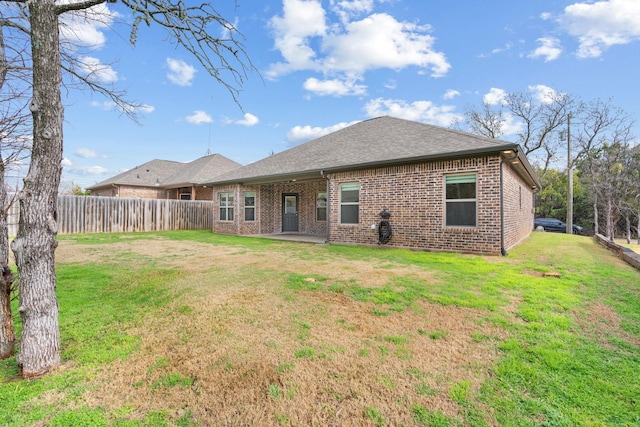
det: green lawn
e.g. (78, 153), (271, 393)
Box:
(1, 231), (638, 426)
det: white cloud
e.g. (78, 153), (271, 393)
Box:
(322, 13), (450, 77)
(61, 158), (73, 167)
(90, 100), (155, 115)
(75, 148), (100, 158)
(287, 120), (358, 143)
(303, 77), (367, 96)
(443, 89), (460, 100)
(364, 98), (462, 127)
(166, 58), (197, 86)
(483, 88), (508, 106)
(529, 37), (562, 62)
(233, 113), (260, 127)
(185, 110), (213, 125)
(268, 0), (327, 74)
(267, 1), (450, 93)
(384, 79), (397, 90)
(77, 56), (118, 83)
(498, 113), (526, 137)
(331, 0), (375, 24)
(557, 0), (640, 58)
(68, 165), (109, 175)
(59, 3), (117, 49)
(528, 84), (558, 104)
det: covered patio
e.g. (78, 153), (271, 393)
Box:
(252, 233), (326, 244)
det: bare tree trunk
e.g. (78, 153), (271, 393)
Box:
(10, 0), (62, 377)
(625, 215), (631, 244)
(0, 24), (16, 361)
(605, 197), (613, 241)
(0, 178), (15, 359)
(593, 193), (599, 236)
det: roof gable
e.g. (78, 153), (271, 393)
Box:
(87, 159), (183, 190)
(162, 154), (241, 187)
(87, 154), (241, 191)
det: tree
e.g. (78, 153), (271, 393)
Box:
(534, 167), (585, 224)
(463, 89), (576, 177)
(580, 142), (634, 241)
(620, 147), (640, 243)
(0, 20), (32, 360)
(3, 0), (253, 377)
(462, 92), (633, 180)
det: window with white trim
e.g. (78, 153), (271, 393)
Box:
(316, 192), (327, 221)
(244, 191), (256, 221)
(219, 192), (234, 221)
(340, 183), (359, 224)
(445, 174), (477, 227)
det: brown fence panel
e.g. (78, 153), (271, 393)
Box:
(8, 196), (213, 236)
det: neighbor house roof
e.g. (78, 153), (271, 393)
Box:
(202, 116), (540, 189)
(162, 154), (241, 188)
(87, 154), (241, 191)
(87, 159), (183, 191)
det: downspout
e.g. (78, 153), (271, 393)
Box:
(500, 160), (506, 256)
(321, 170), (330, 244)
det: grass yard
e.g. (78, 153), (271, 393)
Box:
(1, 231), (639, 426)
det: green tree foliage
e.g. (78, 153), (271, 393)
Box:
(535, 168), (586, 227)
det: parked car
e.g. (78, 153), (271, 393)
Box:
(534, 217), (584, 235)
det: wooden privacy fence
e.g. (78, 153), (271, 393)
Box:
(7, 195), (214, 236)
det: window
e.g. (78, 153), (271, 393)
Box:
(219, 192), (234, 221)
(445, 174), (476, 227)
(244, 191), (256, 221)
(316, 192), (327, 221)
(340, 183), (359, 224)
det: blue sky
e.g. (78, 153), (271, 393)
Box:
(47, 0), (640, 190)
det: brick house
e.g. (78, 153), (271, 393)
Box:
(87, 154), (241, 200)
(202, 117), (540, 255)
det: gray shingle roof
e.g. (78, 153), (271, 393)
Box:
(87, 159), (183, 190)
(162, 154), (241, 187)
(203, 116), (538, 187)
(87, 154), (241, 190)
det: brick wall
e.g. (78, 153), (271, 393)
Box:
(115, 185), (166, 199)
(91, 188), (117, 197)
(195, 187), (213, 200)
(327, 156), (504, 255)
(93, 185), (212, 200)
(502, 163), (535, 251)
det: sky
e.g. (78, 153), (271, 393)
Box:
(25, 0), (640, 190)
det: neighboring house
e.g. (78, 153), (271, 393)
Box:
(87, 154), (241, 200)
(202, 116), (541, 255)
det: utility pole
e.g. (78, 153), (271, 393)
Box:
(566, 113), (573, 234)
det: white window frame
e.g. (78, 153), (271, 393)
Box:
(445, 173), (477, 227)
(219, 192), (234, 221)
(244, 191), (256, 222)
(339, 182), (359, 225)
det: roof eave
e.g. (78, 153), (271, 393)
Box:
(203, 144), (525, 186)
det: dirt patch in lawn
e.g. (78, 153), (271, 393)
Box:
(574, 301), (640, 349)
(58, 238), (506, 426)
